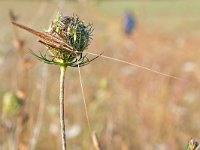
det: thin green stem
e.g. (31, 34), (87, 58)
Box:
(60, 66), (67, 150)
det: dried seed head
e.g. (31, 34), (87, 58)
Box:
(43, 13), (95, 66)
(48, 13), (93, 53)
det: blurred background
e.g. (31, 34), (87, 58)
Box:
(0, 0), (200, 149)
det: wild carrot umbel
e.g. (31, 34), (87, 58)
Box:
(12, 13), (99, 150)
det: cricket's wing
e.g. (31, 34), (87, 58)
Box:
(12, 22), (74, 51)
(38, 39), (74, 53)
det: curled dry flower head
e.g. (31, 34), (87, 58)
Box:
(12, 13), (100, 67)
(186, 139), (200, 150)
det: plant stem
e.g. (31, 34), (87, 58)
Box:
(60, 66), (67, 150)
(30, 64), (47, 150)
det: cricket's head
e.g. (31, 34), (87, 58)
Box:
(49, 13), (93, 53)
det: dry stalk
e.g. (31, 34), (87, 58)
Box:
(29, 64), (48, 150)
(92, 131), (102, 150)
(9, 10), (30, 150)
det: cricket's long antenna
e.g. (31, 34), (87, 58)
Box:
(11, 21), (179, 80)
(78, 64), (103, 150)
(84, 51), (180, 80)
(77, 64), (92, 132)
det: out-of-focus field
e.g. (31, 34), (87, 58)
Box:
(0, 0), (200, 150)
